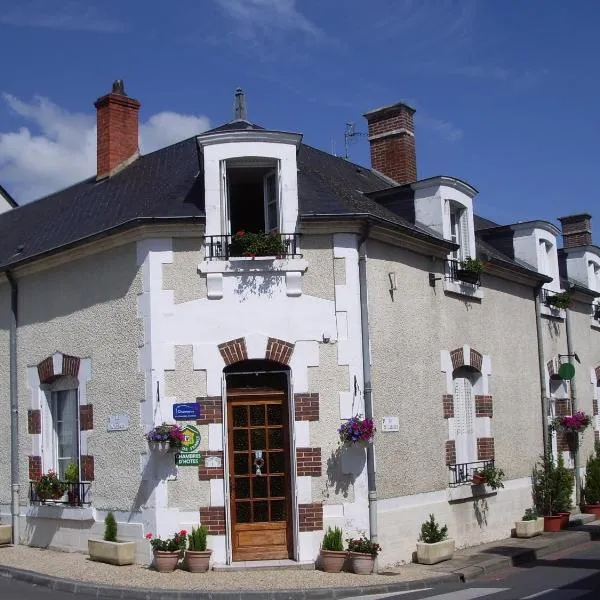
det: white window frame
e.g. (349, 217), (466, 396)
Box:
(452, 368), (480, 464)
(449, 202), (470, 261)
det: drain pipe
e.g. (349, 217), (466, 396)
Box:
(534, 283), (550, 457)
(358, 226), (378, 554)
(6, 270), (19, 544)
(564, 298), (581, 508)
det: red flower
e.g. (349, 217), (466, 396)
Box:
(179, 529), (187, 536)
(145, 533), (153, 540)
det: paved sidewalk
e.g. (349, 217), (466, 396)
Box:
(0, 520), (598, 599)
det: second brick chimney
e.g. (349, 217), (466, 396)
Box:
(363, 101), (416, 184)
(94, 80), (141, 179)
(558, 213), (593, 248)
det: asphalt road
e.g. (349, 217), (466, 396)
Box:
(2, 540), (600, 600)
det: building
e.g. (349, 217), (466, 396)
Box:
(0, 184), (18, 214)
(0, 81), (598, 567)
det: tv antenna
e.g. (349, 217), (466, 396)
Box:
(344, 122), (366, 161)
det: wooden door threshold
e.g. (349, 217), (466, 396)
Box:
(212, 559), (315, 572)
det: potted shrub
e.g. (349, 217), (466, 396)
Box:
(346, 535), (381, 574)
(35, 470), (66, 502)
(184, 525), (212, 573)
(64, 463), (80, 506)
(533, 453), (561, 531)
(554, 453), (574, 529)
(319, 526), (346, 573)
(0, 520), (11, 545)
(456, 257), (483, 284)
(338, 415), (376, 445)
(583, 447), (600, 518)
(229, 230), (287, 258)
(545, 291), (571, 310)
(515, 508), (543, 538)
(88, 512), (136, 566)
(471, 463), (505, 490)
(146, 529), (187, 572)
(146, 422), (185, 452)
(416, 514), (455, 564)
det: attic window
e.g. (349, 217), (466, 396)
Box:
(449, 202), (470, 261)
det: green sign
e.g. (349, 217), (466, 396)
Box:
(176, 452), (201, 466)
(558, 362), (576, 381)
(179, 424), (201, 453)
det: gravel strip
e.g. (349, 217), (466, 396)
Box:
(0, 546), (438, 591)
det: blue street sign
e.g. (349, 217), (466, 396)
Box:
(173, 402), (201, 420)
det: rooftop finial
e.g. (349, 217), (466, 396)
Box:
(112, 79), (126, 95)
(234, 87), (248, 121)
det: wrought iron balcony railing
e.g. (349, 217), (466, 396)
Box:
(205, 233), (301, 261)
(448, 459), (495, 487)
(29, 481), (92, 507)
(445, 259), (481, 286)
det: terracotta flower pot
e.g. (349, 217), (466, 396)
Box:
(543, 515), (563, 532)
(471, 473), (487, 486)
(583, 504), (600, 519)
(184, 549), (212, 573)
(153, 550), (180, 572)
(349, 551), (375, 575)
(319, 549), (347, 573)
(557, 512), (570, 529)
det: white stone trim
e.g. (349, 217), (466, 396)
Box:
(210, 479), (225, 507)
(294, 421), (310, 447)
(208, 424), (223, 451)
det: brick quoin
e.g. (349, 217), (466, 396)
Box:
(196, 397), (223, 425)
(442, 395), (454, 419)
(450, 348), (464, 370)
(199, 451), (224, 481)
(475, 395), (493, 418)
(28, 409), (41, 434)
(200, 506), (226, 534)
(265, 338), (294, 365)
(81, 455), (95, 481)
(554, 399), (571, 417)
(80, 404), (94, 431)
(298, 503), (323, 532)
(37, 357), (54, 384)
(296, 448), (322, 477)
(557, 431), (572, 453)
(37, 353), (81, 384)
(62, 355), (80, 378)
(29, 456), (42, 481)
(294, 393), (319, 421)
(477, 438), (495, 461)
(218, 338), (248, 366)
(470, 349), (483, 372)
(445, 440), (456, 466)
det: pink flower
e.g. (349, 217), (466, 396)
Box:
(145, 533), (153, 540)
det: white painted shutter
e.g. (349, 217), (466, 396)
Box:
(264, 169), (278, 232)
(220, 161), (230, 235)
(459, 209), (470, 260)
(453, 377), (476, 463)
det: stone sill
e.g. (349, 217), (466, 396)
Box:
(199, 258), (308, 274)
(26, 505), (95, 521)
(447, 485), (497, 503)
(541, 304), (566, 320)
(443, 280), (484, 300)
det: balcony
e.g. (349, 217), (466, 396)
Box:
(29, 481), (92, 507)
(205, 233), (301, 261)
(445, 259), (481, 286)
(448, 459), (494, 487)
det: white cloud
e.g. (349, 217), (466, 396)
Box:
(417, 114), (463, 143)
(0, 94), (210, 203)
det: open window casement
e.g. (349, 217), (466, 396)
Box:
(264, 166), (280, 232)
(449, 203), (471, 261)
(220, 160), (230, 235)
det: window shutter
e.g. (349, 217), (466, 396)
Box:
(459, 210), (470, 260)
(220, 161), (230, 235)
(453, 377), (475, 463)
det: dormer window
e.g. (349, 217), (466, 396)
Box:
(449, 202), (470, 261)
(539, 239), (553, 278)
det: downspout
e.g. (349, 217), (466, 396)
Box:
(564, 298), (581, 508)
(534, 283), (549, 457)
(358, 226), (378, 558)
(6, 270), (19, 544)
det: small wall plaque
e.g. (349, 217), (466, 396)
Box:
(107, 414), (130, 432)
(381, 416), (399, 432)
(205, 455), (222, 469)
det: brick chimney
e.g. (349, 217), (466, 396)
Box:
(558, 213), (593, 248)
(363, 101), (416, 184)
(94, 80), (141, 179)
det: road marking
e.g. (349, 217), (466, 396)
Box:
(402, 588), (508, 600)
(521, 590), (555, 599)
(338, 590), (431, 600)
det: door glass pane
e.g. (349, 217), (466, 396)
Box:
(252, 476), (268, 499)
(233, 406), (248, 427)
(51, 389), (78, 480)
(236, 502), (251, 523)
(254, 501), (269, 522)
(268, 428), (283, 449)
(268, 451), (284, 474)
(270, 476), (285, 497)
(233, 429), (249, 451)
(236, 477), (250, 499)
(271, 500), (286, 521)
(251, 429), (266, 450)
(267, 404), (282, 425)
(250, 405), (265, 426)
(234, 453), (250, 475)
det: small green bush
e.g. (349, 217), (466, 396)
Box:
(482, 464), (505, 490)
(321, 526), (344, 552)
(554, 453), (573, 513)
(104, 512), (117, 542)
(584, 449), (600, 505)
(187, 525), (208, 551)
(64, 463), (79, 484)
(419, 514), (448, 544)
(522, 508), (538, 521)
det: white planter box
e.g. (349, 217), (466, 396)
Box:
(536, 517), (545, 534)
(0, 524), (12, 545)
(88, 539), (136, 566)
(515, 519), (542, 538)
(416, 539), (455, 565)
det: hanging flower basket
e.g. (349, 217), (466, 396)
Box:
(338, 415), (376, 444)
(146, 423), (185, 451)
(550, 411), (591, 434)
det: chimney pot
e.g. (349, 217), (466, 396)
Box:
(558, 213), (593, 248)
(363, 101), (417, 184)
(112, 79), (126, 95)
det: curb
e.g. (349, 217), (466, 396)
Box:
(0, 529), (596, 599)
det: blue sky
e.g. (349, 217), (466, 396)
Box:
(0, 0), (599, 239)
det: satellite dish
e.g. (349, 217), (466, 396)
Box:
(558, 362), (576, 381)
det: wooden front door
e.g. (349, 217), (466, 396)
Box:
(228, 389), (292, 561)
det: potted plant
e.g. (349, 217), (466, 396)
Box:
(64, 463), (80, 506)
(88, 512), (136, 566)
(338, 415), (376, 445)
(554, 453), (574, 528)
(0, 520), (11, 545)
(229, 230), (287, 258)
(533, 453), (561, 531)
(545, 291), (572, 310)
(145, 422), (185, 452)
(471, 463), (505, 490)
(184, 525), (212, 573)
(416, 514), (455, 564)
(35, 470), (66, 502)
(146, 529), (187, 572)
(319, 526), (346, 573)
(515, 508), (543, 538)
(346, 535), (381, 574)
(456, 257), (483, 284)
(583, 447), (600, 518)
